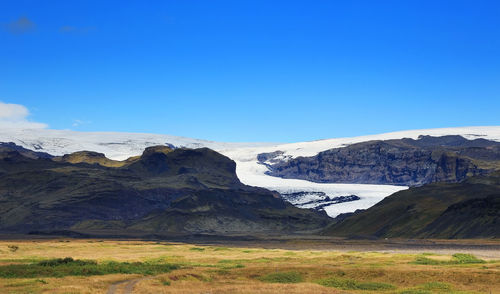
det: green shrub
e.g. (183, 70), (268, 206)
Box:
(451, 253), (485, 264)
(258, 271), (303, 283)
(317, 277), (395, 290)
(189, 247), (205, 251)
(0, 257), (179, 278)
(412, 256), (441, 265)
(412, 253), (485, 265)
(213, 247), (230, 251)
(216, 260), (245, 269)
(38, 257), (96, 266)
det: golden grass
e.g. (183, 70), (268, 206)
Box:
(0, 239), (498, 293)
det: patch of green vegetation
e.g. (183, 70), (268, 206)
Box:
(216, 259), (244, 269)
(412, 253), (485, 265)
(220, 263), (244, 269)
(189, 247), (205, 251)
(0, 257), (179, 278)
(38, 257), (96, 267)
(212, 247), (230, 251)
(250, 257), (291, 264)
(316, 277), (396, 291)
(451, 253), (485, 264)
(258, 271), (304, 284)
(35, 279), (48, 284)
(158, 276), (171, 286)
(412, 256), (441, 265)
(211, 268), (231, 276)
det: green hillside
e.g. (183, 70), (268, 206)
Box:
(325, 171), (500, 238)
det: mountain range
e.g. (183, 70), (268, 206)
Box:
(0, 143), (329, 236)
(0, 126), (499, 238)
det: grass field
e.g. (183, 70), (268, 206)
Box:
(0, 239), (498, 293)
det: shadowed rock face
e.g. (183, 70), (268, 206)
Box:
(0, 145), (330, 236)
(0, 142), (53, 160)
(324, 171), (500, 239)
(264, 135), (500, 186)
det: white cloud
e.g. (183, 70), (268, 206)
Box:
(72, 119), (91, 127)
(0, 102), (47, 129)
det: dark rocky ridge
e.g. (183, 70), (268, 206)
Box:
(0, 144), (330, 236)
(263, 135), (500, 186)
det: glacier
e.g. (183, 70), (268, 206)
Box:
(1, 126), (500, 217)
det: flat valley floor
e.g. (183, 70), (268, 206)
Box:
(0, 237), (498, 293)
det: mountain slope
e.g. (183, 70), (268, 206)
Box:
(264, 135), (500, 186)
(324, 171), (500, 238)
(0, 145), (329, 236)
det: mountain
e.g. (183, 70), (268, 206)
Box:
(1, 126), (500, 217)
(263, 135), (500, 186)
(0, 144), (329, 236)
(324, 171), (500, 239)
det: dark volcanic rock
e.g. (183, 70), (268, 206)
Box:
(265, 135), (500, 186)
(0, 142), (53, 159)
(280, 191), (360, 212)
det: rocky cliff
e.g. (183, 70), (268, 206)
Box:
(264, 135), (500, 186)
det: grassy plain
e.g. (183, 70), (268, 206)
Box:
(0, 239), (498, 293)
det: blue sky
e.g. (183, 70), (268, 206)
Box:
(1, 1), (499, 142)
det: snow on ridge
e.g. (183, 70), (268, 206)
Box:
(228, 126), (500, 161)
(1, 126), (499, 161)
(0, 128), (273, 160)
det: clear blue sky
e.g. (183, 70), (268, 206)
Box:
(1, 1), (499, 142)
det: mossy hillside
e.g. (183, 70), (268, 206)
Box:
(325, 171), (500, 238)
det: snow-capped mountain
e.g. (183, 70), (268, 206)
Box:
(1, 126), (500, 217)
